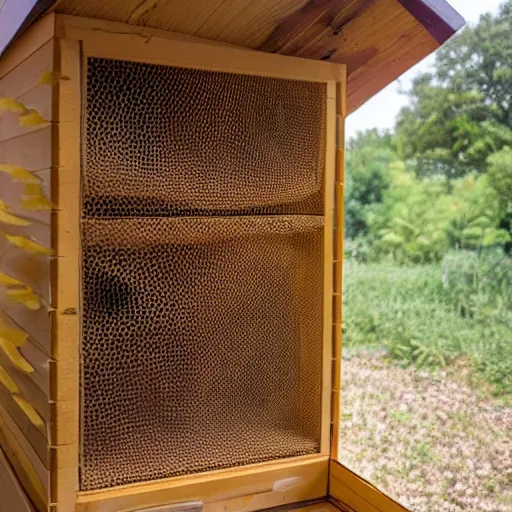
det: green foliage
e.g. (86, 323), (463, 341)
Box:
(342, 3), (512, 397)
(487, 146), (512, 251)
(366, 164), (450, 263)
(395, 76), (510, 175)
(487, 146), (512, 205)
(346, 1), (512, 256)
(447, 174), (511, 250)
(345, 129), (394, 239)
(436, 3), (512, 126)
(354, 166), (510, 263)
(441, 250), (512, 327)
(394, 2), (512, 177)
(343, 254), (512, 397)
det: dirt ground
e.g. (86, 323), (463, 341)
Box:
(338, 354), (512, 512)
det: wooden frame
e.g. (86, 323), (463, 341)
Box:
(0, 3), (467, 512)
(51, 33), (81, 512)
(330, 79), (346, 462)
(329, 461), (410, 512)
(49, 14), (344, 512)
(0, 12), (352, 512)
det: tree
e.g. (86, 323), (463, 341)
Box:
(396, 75), (512, 177)
(436, 3), (512, 126)
(395, 2), (512, 177)
(487, 146), (512, 252)
(345, 129), (394, 239)
(487, 146), (512, 207)
(447, 174), (511, 252)
(366, 164), (452, 263)
(363, 166), (510, 264)
(345, 4), (512, 263)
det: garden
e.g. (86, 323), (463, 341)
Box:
(339, 3), (512, 510)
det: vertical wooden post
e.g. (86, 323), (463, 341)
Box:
(50, 36), (81, 512)
(321, 83), (337, 455)
(330, 76), (346, 461)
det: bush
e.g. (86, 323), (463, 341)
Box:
(441, 250), (512, 323)
(356, 166), (511, 264)
(441, 250), (512, 395)
(343, 252), (512, 397)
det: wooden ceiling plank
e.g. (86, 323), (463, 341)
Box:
(346, 20), (438, 111)
(143, 0), (227, 37)
(193, 0), (311, 49)
(3, 0), (464, 115)
(288, 1), (398, 62)
(51, 0), (138, 25)
(257, 0), (445, 112)
(260, 0), (371, 56)
(328, 0), (418, 68)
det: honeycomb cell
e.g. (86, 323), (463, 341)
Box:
(84, 58), (326, 218)
(80, 217), (324, 490)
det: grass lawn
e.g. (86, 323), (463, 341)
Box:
(343, 257), (512, 399)
(339, 355), (512, 512)
(339, 256), (512, 510)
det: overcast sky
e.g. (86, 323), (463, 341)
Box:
(346, 0), (505, 139)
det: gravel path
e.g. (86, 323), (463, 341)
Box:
(338, 355), (512, 512)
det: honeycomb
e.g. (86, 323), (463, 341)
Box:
(81, 217), (323, 490)
(84, 58), (326, 217)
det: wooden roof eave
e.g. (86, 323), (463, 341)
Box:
(0, 0), (464, 113)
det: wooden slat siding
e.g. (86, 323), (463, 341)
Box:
(0, 388), (48, 464)
(0, 299), (51, 355)
(0, 0), (40, 55)
(0, 239), (51, 303)
(0, 39), (54, 96)
(0, 403), (49, 478)
(0, 169), (51, 225)
(0, 358), (50, 421)
(0, 126), (52, 172)
(0, 39), (54, 142)
(0, 446), (36, 512)
(0, 310), (51, 396)
(0, 308), (51, 357)
(0, 24), (54, 504)
(19, 346), (51, 396)
(0, 405), (48, 511)
(0, 345), (50, 399)
(329, 461), (410, 512)
(1, 221), (52, 253)
(0, 14), (55, 79)
(0, 102), (51, 143)
(0, 22), (54, 431)
(19, 85), (53, 120)
(50, 35), (80, 512)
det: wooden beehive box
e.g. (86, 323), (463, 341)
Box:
(0, 1), (465, 509)
(0, 14), (348, 512)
